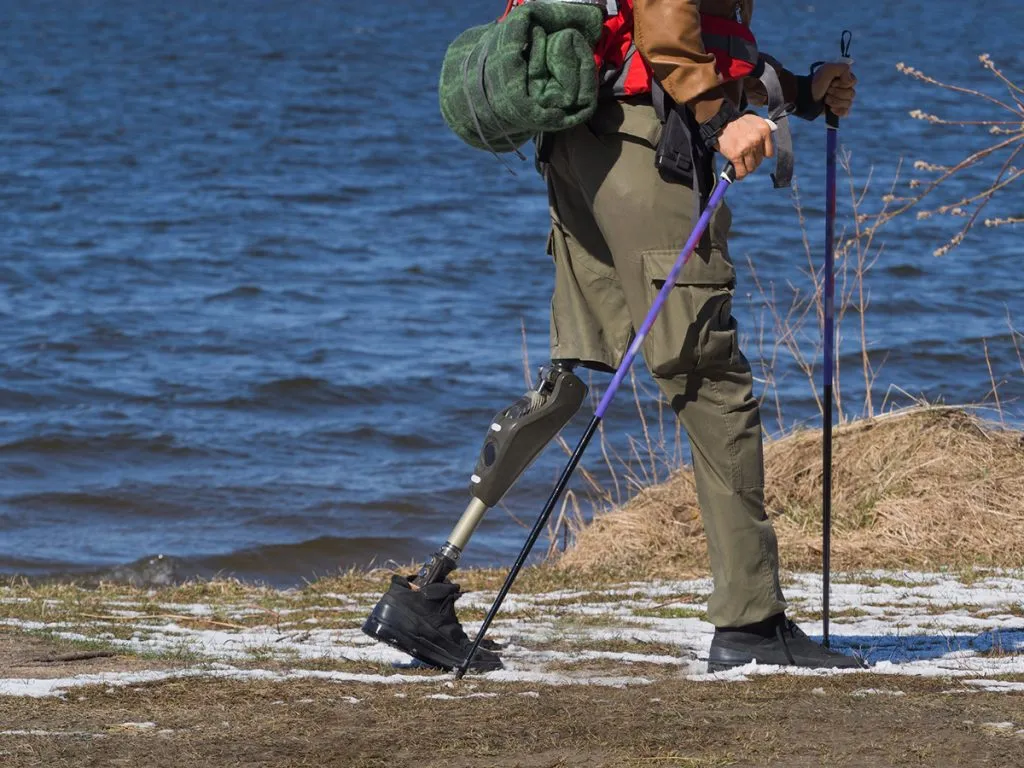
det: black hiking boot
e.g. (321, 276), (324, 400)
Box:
(707, 614), (867, 672)
(362, 575), (503, 673)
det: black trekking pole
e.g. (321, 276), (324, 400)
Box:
(456, 161), (746, 679)
(822, 30), (853, 649)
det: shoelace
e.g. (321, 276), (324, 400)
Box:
(782, 618), (809, 640)
(440, 591), (471, 644)
(431, 586), (499, 653)
(776, 618), (850, 663)
(774, 620), (798, 666)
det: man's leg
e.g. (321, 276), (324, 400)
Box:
(558, 101), (862, 668)
(555, 101), (785, 628)
(656, 350), (786, 628)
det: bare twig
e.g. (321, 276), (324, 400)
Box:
(81, 613), (247, 630)
(983, 340), (1006, 427)
(880, 56), (1024, 255)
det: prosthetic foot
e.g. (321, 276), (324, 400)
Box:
(362, 362), (586, 671)
(364, 575), (504, 672)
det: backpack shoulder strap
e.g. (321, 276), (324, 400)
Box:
(508, 0), (618, 15)
(753, 55), (795, 189)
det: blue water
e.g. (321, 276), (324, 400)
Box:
(1, 0), (1022, 585)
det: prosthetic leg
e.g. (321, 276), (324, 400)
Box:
(362, 362), (586, 671)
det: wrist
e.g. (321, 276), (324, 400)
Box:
(794, 73), (825, 121)
(698, 100), (742, 151)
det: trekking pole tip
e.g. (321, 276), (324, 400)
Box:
(453, 649), (475, 679)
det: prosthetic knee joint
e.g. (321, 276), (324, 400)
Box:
(417, 362), (586, 585)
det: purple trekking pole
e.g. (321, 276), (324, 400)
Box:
(822, 31), (853, 648)
(456, 158), (750, 679)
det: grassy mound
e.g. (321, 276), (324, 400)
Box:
(559, 407), (1024, 576)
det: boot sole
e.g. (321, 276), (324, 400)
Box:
(707, 647), (867, 673)
(361, 597), (502, 673)
(706, 645), (762, 673)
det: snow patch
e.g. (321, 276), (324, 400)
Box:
(965, 679), (1024, 693)
(0, 670), (199, 698)
(1, 569), (1022, 697)
(485, 669), (651, 688)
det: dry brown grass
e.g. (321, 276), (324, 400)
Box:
(559, 405), (1024, 576)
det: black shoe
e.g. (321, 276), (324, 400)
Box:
(362, 575), (503, 672)
(707, 614), (867, 672)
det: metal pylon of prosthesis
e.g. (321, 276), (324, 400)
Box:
(415, 362), (587, 587)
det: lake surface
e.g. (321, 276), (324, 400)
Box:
(1, 0), (1022, 586)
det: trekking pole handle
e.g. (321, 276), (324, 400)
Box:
(825, 63), (852, 129)
(826, 31), (854, 129)
(719, 118), (777, 184)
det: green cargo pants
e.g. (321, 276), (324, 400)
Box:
(545, 99), (787, 628)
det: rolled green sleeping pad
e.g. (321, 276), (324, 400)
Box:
(439, 2), (605, 154)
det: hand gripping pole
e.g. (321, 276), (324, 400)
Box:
(455, 163), (741, 678)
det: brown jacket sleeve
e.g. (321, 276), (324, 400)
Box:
(632, 0), (727, 124)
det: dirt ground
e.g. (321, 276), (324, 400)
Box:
(2, 568), (1022, 767)
(0, 632), (1021, 768)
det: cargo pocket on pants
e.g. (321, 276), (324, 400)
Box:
(640, 249), (738, 378)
